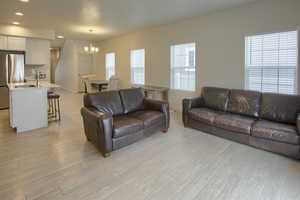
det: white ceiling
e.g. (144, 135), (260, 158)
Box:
(0, 0), (258, 41)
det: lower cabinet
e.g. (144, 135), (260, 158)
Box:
(10, 87), (48, 133)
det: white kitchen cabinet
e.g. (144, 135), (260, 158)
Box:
(7, 37), (26, 51)
(0, 36), (7, 50)
(26, 39), (50, 65)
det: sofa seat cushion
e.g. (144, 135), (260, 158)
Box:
(214, 113), (256, 135)
(129, 110), (164, 128)
(188, 108), (220, 125)
(113, 116), (143, 138)
(252, 120), (299, 145)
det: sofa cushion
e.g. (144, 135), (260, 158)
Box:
(252, 120), (299, 145)
(112, 116), (143, 138)
(129, 110), (164, 128)
(260, 93), (300, 124)
(228, 89), (261, 118)
(188, 108), (220, 125)
(84, 91), (124, 116)
(202, 87), (230, 112)
(119, 88), (145, 114)
(214, 113), (256, 135)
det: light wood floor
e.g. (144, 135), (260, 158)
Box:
(1, 90), (300, 200)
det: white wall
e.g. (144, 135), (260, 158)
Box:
(55, 40), (93, 92)
(94, 0), (300, 110)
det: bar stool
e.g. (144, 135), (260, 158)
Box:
(48, 92), (61, 121)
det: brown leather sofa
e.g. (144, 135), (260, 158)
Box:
(81, 88), (169, 157)
(183, 87), (300, 159)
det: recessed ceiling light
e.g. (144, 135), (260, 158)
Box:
(57, 35), (64, 39)
(15, 12), (24, 16)
(19, 0), (30, 2)
(12, 21), (20, 25)
(88, 29), (94, 33)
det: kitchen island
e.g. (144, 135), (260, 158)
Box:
(8, 82), (59, 133)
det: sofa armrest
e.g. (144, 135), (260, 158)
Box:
(144, 99), (170, 130)
(297, 113), (300, 135)
(182, 97), (203, 126)
(81, 107), (113, 155)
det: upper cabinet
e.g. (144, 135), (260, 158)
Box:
(0, 36), (26, 51)
(0, 36), (50, 65)
(7, 37), (26, 51)
(25, 39), (50, 65)
(0, 36), (7, 50)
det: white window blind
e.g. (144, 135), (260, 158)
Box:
(105, 52), (115, 80)
(171, 43), (196, 91)
(130, 49), (145, 85)
(245, 31), (298, 94)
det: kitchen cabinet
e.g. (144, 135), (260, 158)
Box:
(0, 36), (26, 51)
(0, 36), (7, 50)
(7, 37), (26, 51)
(26, 39), (50, 65)
(8, 81), (59, 133)
(9, 86), (48, 133)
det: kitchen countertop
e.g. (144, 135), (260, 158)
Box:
(8, 81), (60, 90)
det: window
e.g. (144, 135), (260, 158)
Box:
(171, 43), (196, 91)
(130, 49), (145, 84)
(105, 52), (115, 80)
(245, 31), (298, 94)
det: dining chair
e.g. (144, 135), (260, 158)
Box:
(107, 76), (120, 90)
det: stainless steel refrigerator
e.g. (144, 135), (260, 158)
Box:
(0, 51), (25, 109)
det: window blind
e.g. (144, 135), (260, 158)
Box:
(130, 49), (145, 85)
(105, 52), (116, 80)
(171, 43), (196, 91)
(245, 31), (298, 94)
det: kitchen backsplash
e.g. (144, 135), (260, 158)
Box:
(25, 65), (50, 81)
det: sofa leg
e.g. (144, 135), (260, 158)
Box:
(162, 128), (168, 133)
(103, 152), (111, 158)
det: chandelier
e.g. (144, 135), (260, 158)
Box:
(84, 43), (99, 54)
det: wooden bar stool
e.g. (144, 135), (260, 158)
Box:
(48, 92), (61, 121)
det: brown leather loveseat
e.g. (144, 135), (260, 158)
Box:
(183, 87), (300, 159)
(81, 88), (169, 157)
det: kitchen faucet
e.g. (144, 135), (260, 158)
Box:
(35, 70), (40, 87)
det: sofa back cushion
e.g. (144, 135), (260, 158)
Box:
(202, 87), (230, 112)
(260, 93), (300, 124)
(84, 91), (124, 116)
(228, 89), (261, 118)
(119, 88), (145, 114)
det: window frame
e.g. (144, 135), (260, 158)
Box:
(170, 42), (197, 92)
(130, 48), (145, 85)
(244, 30), (298, 95)
(105, 52), (116, 80)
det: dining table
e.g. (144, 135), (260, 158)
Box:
(89, 80), (109, 92)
